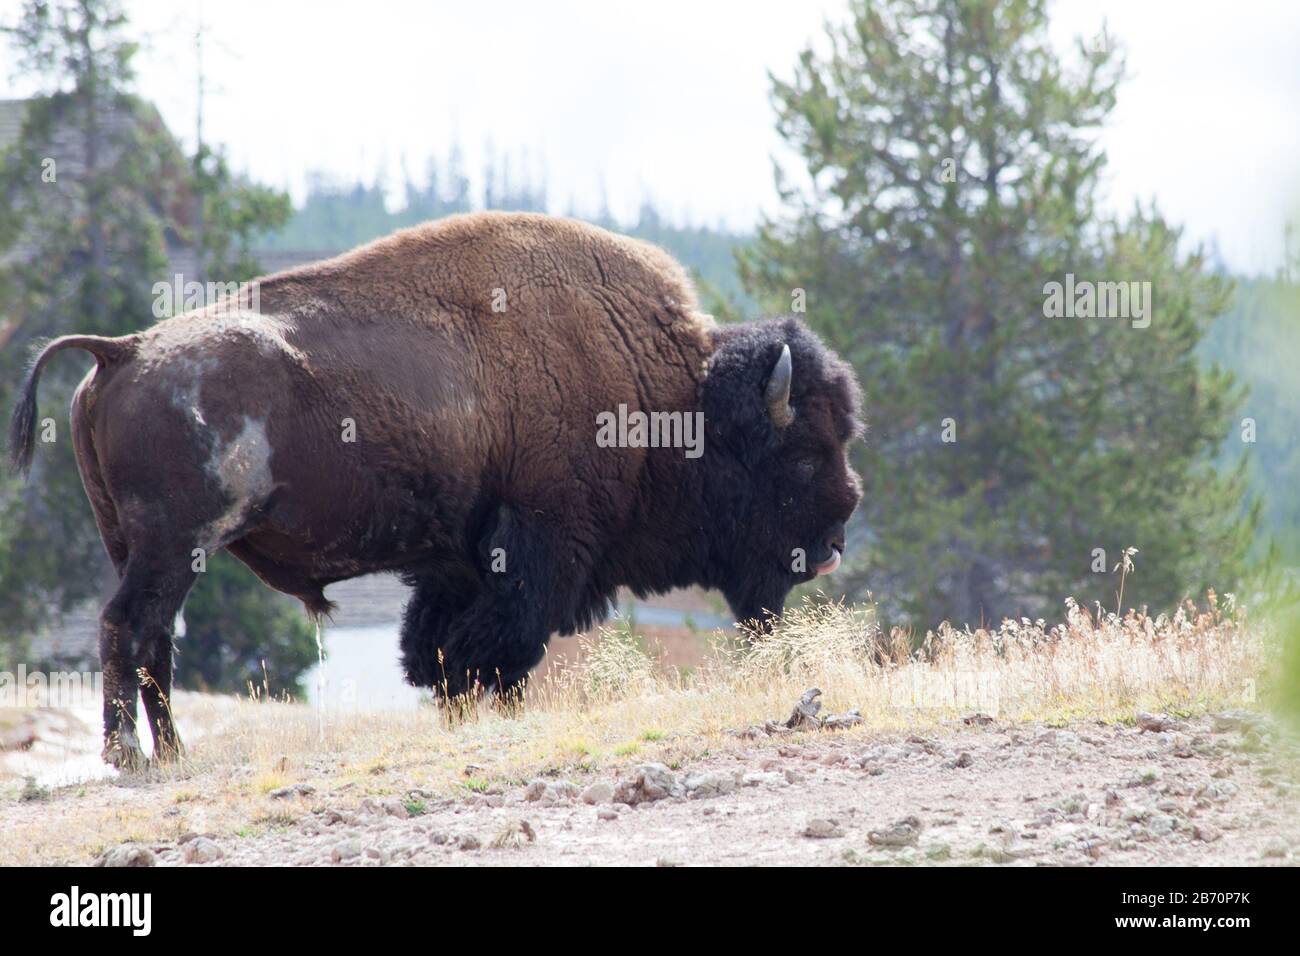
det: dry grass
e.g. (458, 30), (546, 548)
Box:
(0, 593), (1274, 864)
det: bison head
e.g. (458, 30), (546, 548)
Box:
(701, 317), (864, 628)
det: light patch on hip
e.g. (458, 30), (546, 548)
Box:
(200, 416), (274, 548)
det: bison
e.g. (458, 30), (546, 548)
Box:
(8, 212), (863, 768)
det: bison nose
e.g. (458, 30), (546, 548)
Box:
(826, 523), (846, 555)
(813, 525), (846, 576)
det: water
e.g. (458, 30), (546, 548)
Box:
(302, 603), (730, 713)
(303, 624), (424, 712)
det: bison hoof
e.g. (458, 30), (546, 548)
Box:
(151, 735), (185, 764)
(102, 731), (146, 772)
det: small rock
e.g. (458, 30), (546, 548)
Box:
(944, 751), (974, 769)
(268, 783), (316, 799)
(1193, 824), (1222, 843)
(684, 771), (736, 799)
(975, 839), (1034, 862)
(331, 839), (362, 863)
(182, 837), (223, 864)
(374, 798), (408, 818)
(1195, 782), (1238, 804)
(868, 816), (922, 847)
(97, 843), (156, 868)
(1136, 712), (1180, 733)
(822, 709), (865, 730)
(597, 807), (619, 821)
(1146, 814), (1177, 836)
(1262, 841), (1288, 859)
(741, 771), (786, 788)
(523, 780), (548, 802)
(803, 818), (845, 839)
(457, 834), (482, 851)
(524, 779), (579, 806)
(613, 763), (680, 805)
(581, 782), (615, 804)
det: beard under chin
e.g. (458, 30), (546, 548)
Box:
(724, 582), (792, 634)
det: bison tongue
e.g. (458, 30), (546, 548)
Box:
(814, 547), (841, 576)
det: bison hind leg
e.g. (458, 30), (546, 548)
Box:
(99, 550), (198, 769)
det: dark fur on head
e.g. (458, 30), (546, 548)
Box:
(699, 317), (864, 626)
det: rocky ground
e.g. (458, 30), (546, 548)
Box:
(60, 708), (1300, 867)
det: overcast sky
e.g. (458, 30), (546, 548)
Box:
(3, 0), (1298, 275)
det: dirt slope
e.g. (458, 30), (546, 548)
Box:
(23, 711), (1294, 867)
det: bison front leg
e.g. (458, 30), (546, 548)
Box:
(404, 506), (578, 700)
(400, 576), (475, 690)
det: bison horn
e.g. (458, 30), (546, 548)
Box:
(765, 344), (794, 428)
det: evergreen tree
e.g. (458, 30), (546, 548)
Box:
(0, 0), (316, 694)
(741, 0), (1256, 626)
(0, 0), (172, 664)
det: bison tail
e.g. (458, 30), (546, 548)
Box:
(8, 334), (137, 477)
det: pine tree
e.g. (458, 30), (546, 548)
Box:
(0, 0), (316, 693)
(0, 0), (173, 663)
(741, 0), (1256, 626)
